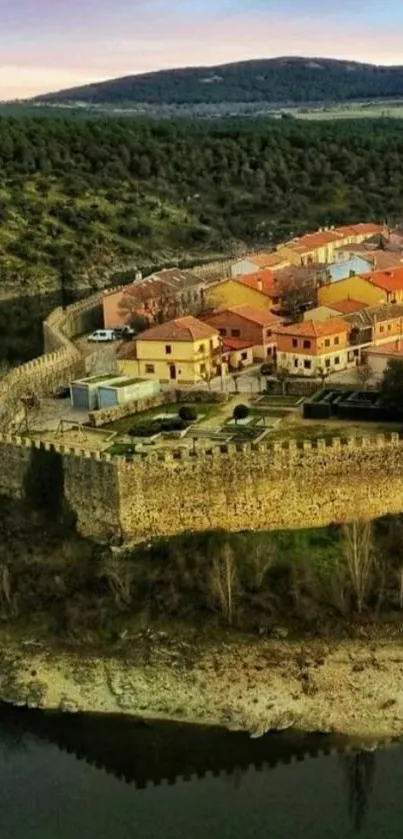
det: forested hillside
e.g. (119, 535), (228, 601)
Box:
(35, 57), (403, 106)
(1, 114), (403, 309)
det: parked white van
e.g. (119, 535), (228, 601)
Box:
(87, 329), (116, 342)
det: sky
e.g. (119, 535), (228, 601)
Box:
(2, 0), (403, 100)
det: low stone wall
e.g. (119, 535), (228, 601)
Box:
(88, 389), (228, 427)
(0, 293), (102, 431)
(267, 379), (379, 397)
(1, 431), (403, 544)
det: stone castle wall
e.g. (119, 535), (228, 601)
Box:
(1, 431), (403, 544)
(0, 293), (102, 431)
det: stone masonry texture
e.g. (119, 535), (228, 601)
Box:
(0, 433), (403, 544)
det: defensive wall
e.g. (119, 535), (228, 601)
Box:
(0, 293), (102, 431)
(1, 431), (403, 543)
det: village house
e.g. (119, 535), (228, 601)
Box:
(317, 273), (387, 308)
(274, 318), (352, 377)
(117, 316), (223, 386)
(364, 340), (403, 378)
(102, 268), (206, 329)
(205, 270), (277, 313)
(277, 224), (384, 268)
(361, 267), (403, 304)
(230, 252), (289, 277)
(343, 302), (403, 351)
(202, 305), (282, 363)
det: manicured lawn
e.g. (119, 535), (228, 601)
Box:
(256, 395), (304, 407)
(103, 403), (223, 436)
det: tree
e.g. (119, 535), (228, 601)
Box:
(317, 366), (329, 387)
(380, 358), (403, 410)
(274, 365), (290, 395)
(233, 403), (249, 424)
(341, 519), (375, 614)
(276, 273), (317, 320)
(178, 405), (197, 422)
(209, 542), (238, 625)
(355, 361), (372, 391)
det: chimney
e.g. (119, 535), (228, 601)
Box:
(257, 277), (263, 292)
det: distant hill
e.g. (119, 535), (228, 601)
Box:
(33, 57), (403, 107)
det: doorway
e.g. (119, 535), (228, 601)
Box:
(169, 364), (176, 380)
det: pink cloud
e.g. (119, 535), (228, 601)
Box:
(2, 12), (403, 99)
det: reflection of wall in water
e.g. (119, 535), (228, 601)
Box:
(0, 703), (385, 791)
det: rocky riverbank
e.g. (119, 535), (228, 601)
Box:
(1, 630), (403, 739)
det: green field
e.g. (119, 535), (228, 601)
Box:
(285, 101), (403, 121)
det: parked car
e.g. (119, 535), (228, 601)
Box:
(87, 329), (116, 342)
(113, 325), (136, 340)
(53, 385), (70, 399)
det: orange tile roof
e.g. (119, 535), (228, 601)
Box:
(335, 223), (383, 237)
(223, 305), (282, 326)
(284, 230), (341, 254)
(274, 317), (351, 339)
(245, 252), (287, 268)
(222, 338), (254, 351)
(329, 298), (366, 314)
(363, 267), (403, 292)
(135, 316), (218, 342)
(236, 269), (275, 297)
(366, 340), (403, 356)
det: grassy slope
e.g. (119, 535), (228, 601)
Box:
(0, 175), (228, 299)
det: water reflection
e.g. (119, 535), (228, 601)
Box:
(0, 702), (401, 839)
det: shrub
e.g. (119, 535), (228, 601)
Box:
(178, 405), (197, 422)
(233, 404), (249, 423)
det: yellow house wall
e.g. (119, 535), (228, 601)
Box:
(120, 335), (222, 385)
(205, 279), (271, 312)
(318, 276), (387, 307)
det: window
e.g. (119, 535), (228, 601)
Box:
(294, 359), (299, 368)
(324, 339), (330, 348)
(198, 343), (205, 353)
(388, 324), (391, 331)
(231, 329), (241, 338)
(267, 347), (272, 356)
(219, 328), (226, 337)
(165, 345), (172, 355)
(266, 328), (272, 338)
(335, 356), (340, 365)
(354, 349), (359, 356)
(303, 340), (311, 349)
(304, 360), (311, 370)
(334, 336), (340, 345)
(145, 364), (155, 374)
(325, 358), (331, 368)
(379, 326), (384, 333)
(292, 338), (298, 348)
(241, 351), (248, 360)
(200, 363), (206, 374)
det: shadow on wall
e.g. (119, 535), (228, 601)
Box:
(23, 447), (77, 533)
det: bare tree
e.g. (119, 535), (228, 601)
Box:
(355, 362), (372, 391)
(317, 366), (329, 387)
(209, 542), (238, 625)
(276, 274), (317, 320)
(100, 555), (132, 609)
(341, 519), (375, 614)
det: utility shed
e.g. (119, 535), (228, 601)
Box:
(97, 377), (160, 409)
(70, 374), (125, 411)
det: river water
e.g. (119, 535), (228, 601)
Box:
(0, 703), (401, 838)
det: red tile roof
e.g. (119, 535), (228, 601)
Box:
(275, 317), (350, 339)
(222, 339), (254, 351)
(366, 340), (403, 356)
(135, 316), (218, 342)
(236, 269), (276, 297)
(215, 305), (281, 327)
(363, 267), (403, 292)
(329, 298), (366, 314)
